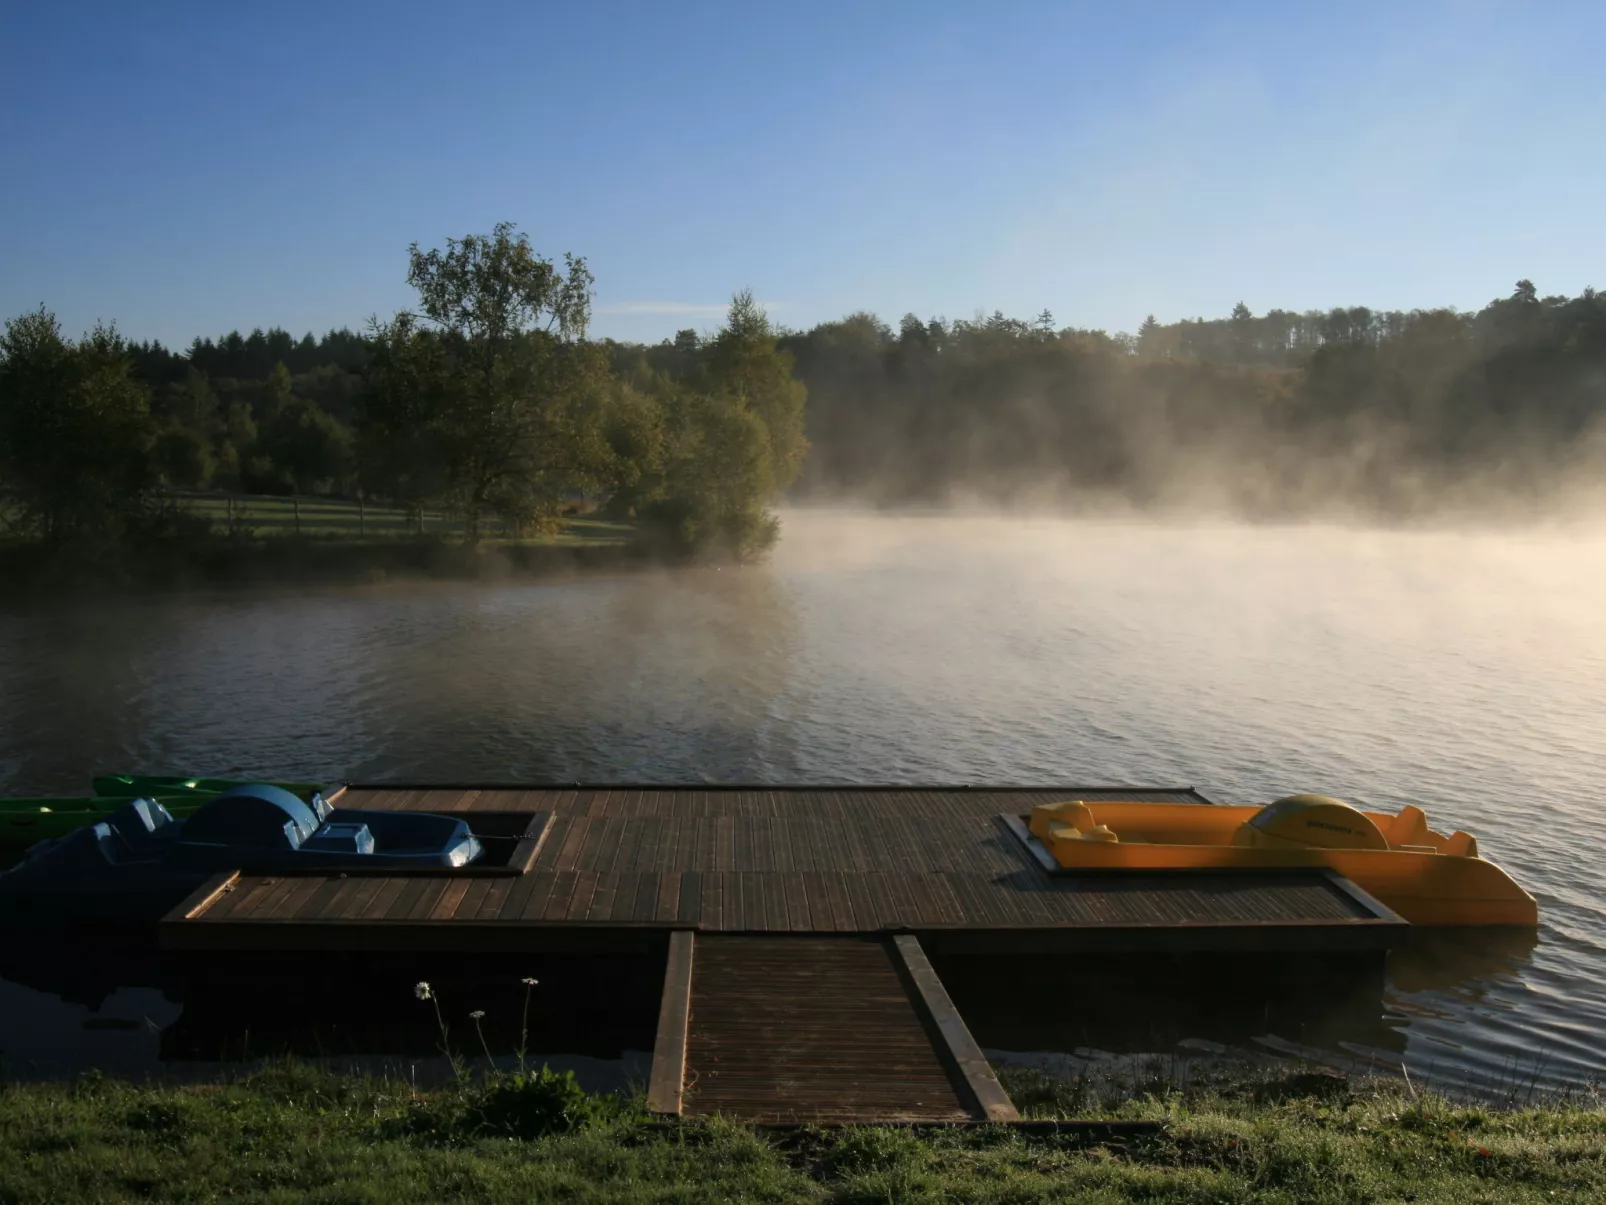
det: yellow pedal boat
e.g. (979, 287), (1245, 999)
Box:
(1026, 795), (1537, 926)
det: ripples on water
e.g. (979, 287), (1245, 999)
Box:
(0, 511), (1602, 1092)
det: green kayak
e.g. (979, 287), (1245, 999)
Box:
(1, 795), (209, 844)
(92, 774), (325, 800)
(1, 776), (329, 845)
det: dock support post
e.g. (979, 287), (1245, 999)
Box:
(647, 931), (695, 1115)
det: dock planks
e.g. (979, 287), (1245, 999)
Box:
(156, 786), (1405, 1124)
(161, 787), (1405, 951)
(677, 935), (986, 1123)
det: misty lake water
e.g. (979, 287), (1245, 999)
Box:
(1, 510), (1603, 1094)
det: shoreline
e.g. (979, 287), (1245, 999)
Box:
(0, 1060), (1599, 1202)
(0, 535), (667, 598)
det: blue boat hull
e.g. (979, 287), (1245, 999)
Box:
(0, 787), (483, 928)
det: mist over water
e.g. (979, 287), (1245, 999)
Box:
(2, 509), (1603, 1091)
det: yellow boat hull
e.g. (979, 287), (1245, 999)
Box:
(1031, 802), (1537, 927)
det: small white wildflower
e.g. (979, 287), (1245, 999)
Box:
(521, 977), (539, 987)
(469, 1010), (485, 1019)
(414, 982), (432, 1000)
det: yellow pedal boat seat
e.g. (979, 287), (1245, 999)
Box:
(1027, 800), (1119, 843)
(1233, 794), (1389, 850)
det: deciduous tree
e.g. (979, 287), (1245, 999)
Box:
(0, 309), (155, 546)
(360, 223), (610, 542)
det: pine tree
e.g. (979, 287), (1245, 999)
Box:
(1137, 313), (1161, 356)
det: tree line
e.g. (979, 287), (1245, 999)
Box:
(5, 233), (1603, 573)
(0, 224), (806, 562)
(768, 281), (1606, 513)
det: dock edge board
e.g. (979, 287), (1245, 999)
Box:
(892, 934), (1018, 1122)
(646, 931), (696, 1115)
(344, 782), (1215, 801)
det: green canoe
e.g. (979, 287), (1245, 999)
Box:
(1, 776), (329, 845)
(92, 774), (325, 800)
(0, 795), (210, 844)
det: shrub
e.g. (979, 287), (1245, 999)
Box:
(465, 1067), (617, 1139)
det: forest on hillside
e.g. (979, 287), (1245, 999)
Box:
(4, 227), (1604, 579)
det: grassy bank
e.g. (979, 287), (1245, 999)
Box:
(0, 536), (649, 594)
(1, 1062), (1600, 1203)
(0, 507), (653, 595)
(0, 491), (655, 594)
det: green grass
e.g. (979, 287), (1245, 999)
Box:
(0, 494), (646, 592)
(171, 493), (634, 546)
(1, 1061), (1601, 1203)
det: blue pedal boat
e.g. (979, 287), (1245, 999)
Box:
(0, 784), (482, 926)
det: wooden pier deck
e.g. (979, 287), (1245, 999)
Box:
(160, 784), (1404, 1123)
(163, 786), (1403, 954)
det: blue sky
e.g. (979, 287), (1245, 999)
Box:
(1, 0), (1601, 349)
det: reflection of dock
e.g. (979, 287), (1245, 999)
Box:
(161, 785), (1405, 1120)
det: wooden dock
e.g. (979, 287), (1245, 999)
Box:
(647, 933), (1016, 1122)
(160, 784), (1405, 1122)
(165, 786), (1400, 953)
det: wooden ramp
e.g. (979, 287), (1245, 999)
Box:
(648, 932), (1017, 1123)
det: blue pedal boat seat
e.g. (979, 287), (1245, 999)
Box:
(0, 784), (483, 926)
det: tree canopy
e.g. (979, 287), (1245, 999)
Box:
(767, 284), (1606, 513)
(5, 258), (1605, 573)
(359, 224), (615, 542)
(0, 309), (155, 547)
(1, 228), (811, 563)
(623, 291), (807, 558)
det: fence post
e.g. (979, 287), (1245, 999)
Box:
(357, 494), (365, 538)
(227, 495), (234, 530)
(293, 497), (301, 536)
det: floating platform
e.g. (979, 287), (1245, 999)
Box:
(159, 784), (1407, 1121)
(164, 785), (1403, 954)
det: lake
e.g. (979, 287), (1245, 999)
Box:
(1, 510), (1602, 1093)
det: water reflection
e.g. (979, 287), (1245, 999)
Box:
(947, 931), (1557, 1097)
(1, 514), (1603, 1086)
(0, 921), (658, 1090)
(0, 919), (1558, 1099)
(938, 951), (1400, 1061)
(1388, 927), (1539, 997)
(0, 927), (179, 1080)
(166, 947), (664, 1063)
(0, 927), (170, 1008)
(0, 569), (803, 793)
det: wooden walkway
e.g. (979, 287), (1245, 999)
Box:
(156, 784), (1405, 1124)
(163, 786), (1403, 953)
(647, 933), (1017, 1123)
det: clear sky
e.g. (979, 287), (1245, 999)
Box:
(2, 0), (1601, 349)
